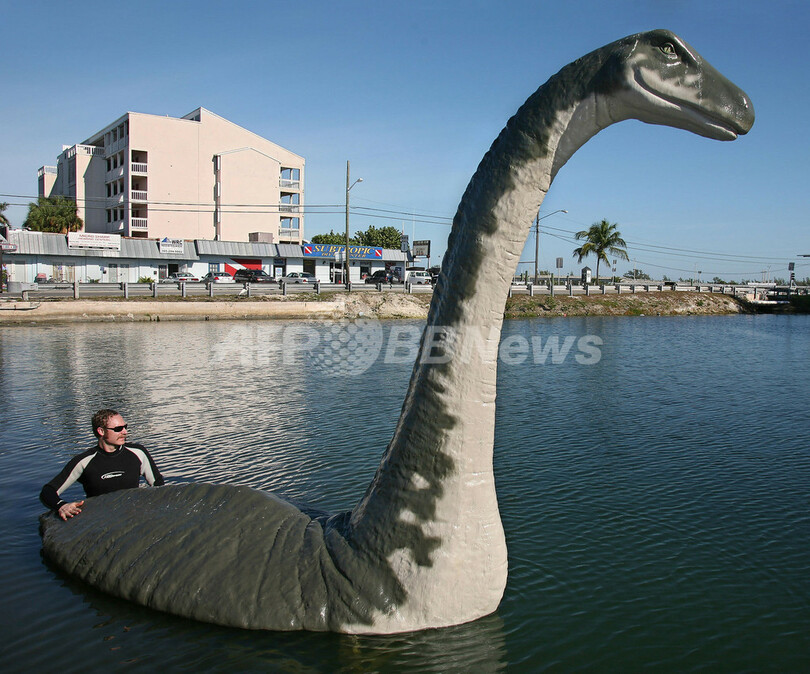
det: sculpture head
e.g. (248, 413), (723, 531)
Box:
(598, 29), (754, 140)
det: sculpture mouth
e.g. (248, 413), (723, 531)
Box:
(644, 89), (751, 141)
(631, 65), (754, 141)
(686, 107), (742, 140)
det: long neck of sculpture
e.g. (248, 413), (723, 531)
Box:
(349, 57), (615, 607)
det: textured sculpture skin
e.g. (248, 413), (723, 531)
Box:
(40, 30), (754, 634)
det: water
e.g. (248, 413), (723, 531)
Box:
(1, 315), (808, 672)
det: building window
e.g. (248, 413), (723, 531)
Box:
(209, 263), (219, 273)
(281, 217), (300, 230)
(280, 167), (301, 189)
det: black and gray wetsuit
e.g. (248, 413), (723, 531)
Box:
(40, 443), (164, 511)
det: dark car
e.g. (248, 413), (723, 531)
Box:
(365, 269), (400, 284)
(233, 269), (275, 283)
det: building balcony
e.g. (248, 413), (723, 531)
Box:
(131, 162), (147, 174)
(131, 218), (148, 230)
(279, 179), (301, 190)
(131, 190), (148, 202)
(279, 204), (300, 213)
(66, 144), (105, 159)
(38, 166), (57, 178)
(279, 228), (302, 241)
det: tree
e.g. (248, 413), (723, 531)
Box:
(573, 219), (629, 282)
(625, 268), (651, 280)
(0, 202), (10, 227)
(310, 225), (403, 249)
(23, 196), (83, 233)
(310, 230), (355, 245)
(353, 225), (403, 249)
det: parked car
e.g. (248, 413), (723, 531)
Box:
(233, 269), (275, 283)
(365, 269), (399, 284)
(162, 272), (200, 283)
(406, 270), (432, 285)
(279, 272), (316, 284)
(201, 271), (234, 284)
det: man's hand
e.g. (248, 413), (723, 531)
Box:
(58, 500), (84, 521)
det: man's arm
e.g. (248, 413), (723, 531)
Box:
(40, 452), (93, 517)
(127, 444), (165, 486)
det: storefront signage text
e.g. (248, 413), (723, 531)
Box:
(302, 244), (383, 260)
(68, 232), (121, 250)
(159, 237), (185, 255)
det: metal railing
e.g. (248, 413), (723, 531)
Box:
(131, 190), (148, 201)
(130, 218), (148, 229)
(131, 162), (148, 173)
(65, 144), (105, 159)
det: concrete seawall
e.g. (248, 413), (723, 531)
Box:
(0, 291), (749, 325)
(0, 299), (344, 324)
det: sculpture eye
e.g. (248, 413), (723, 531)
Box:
(659, 42), (677, 57)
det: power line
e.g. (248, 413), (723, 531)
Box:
(539, 224), (796, 264)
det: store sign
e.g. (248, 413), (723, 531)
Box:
(0, 242), (17, 252)
(159, 237), (185, 254)
(67, 232), (121, 250)
(412, 240), (430, 257)
(302, 244), (383, 260)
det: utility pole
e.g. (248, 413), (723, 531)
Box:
(345, 161), (362, 288)
(533, 209), (567, 285)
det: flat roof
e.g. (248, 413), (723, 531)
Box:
(5, 231), (409, 262)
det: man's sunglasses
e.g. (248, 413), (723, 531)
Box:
(105, 425), (128, 432)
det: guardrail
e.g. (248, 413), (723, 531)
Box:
(5, 281), (807, 302)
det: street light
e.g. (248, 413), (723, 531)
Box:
(533, 209), (567, 285)
(345, 160), (362, 288)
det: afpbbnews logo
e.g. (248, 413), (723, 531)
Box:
(211, 321), (603, 377)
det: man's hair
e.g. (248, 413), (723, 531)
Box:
(92, 409), (120, 437)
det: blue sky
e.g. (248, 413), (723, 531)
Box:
(2, 0), (808, 281)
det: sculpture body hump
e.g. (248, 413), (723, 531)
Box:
(40, 30), (753, 634)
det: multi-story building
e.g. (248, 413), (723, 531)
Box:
(37, 107), (305, 244)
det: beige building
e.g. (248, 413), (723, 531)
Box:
(37, 107), (305, 244)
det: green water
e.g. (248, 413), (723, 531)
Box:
(1, 315), (808, 671)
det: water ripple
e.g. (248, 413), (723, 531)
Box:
(2, 315), (809, 671)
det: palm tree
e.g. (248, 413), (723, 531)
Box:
(0, 202), (10, 227)
(23, 197), (83, 234)
(573, 219), (629, 282)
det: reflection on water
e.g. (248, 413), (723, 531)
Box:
(2, 315), (809, 671)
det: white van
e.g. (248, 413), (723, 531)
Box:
(406, 270), (432, 285)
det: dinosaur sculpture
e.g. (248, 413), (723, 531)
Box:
(40, 30), (753, 634)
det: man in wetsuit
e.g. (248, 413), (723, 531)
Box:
(40, 409), (164, 521)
